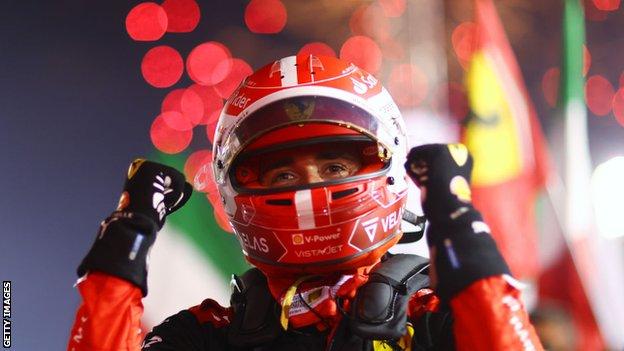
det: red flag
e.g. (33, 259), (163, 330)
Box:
(462, 0), (550, 279)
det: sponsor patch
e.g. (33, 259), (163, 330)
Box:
(447, 144), (469, 166)
(292, 233), (304, 245)
(449, 175), (471, 202)
(127, 158), (146, 179)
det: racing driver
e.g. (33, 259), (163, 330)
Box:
(68, 55), (543, 350)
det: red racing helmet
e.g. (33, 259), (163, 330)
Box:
(213, 55), (409, 277)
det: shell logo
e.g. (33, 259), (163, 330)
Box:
(292, 233), (305, 245)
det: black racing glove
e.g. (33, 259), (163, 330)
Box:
(77, 159), (193, 295)
(405, 144), (509, 302)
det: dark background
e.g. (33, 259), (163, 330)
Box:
(2, 1), (623, 349)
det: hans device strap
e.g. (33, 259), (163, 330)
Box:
(399, 210), (427, 244)
(348, 254), (430, 340)
(227, 254), (432, 349)
(227, 269), (282, 348)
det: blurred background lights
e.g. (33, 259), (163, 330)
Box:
(205, 121), (218, 145)
(447, 82), (469, 120)
(186, 42), (232, 85)
(244, 0), (287, 34)
(298, 42), (336, 58)
(161, 88), (204, 129)
(349, 3), (390, 41)
(161, 0), (200, 33)
(213, 199), (234, 232)
(585, 75), (614, 117)
(188, 84), (223, 125)
(611, 88), (624, 127)
(378, 0), (407, 18)
(451, 22), (477, 69)
(213, 58), (253, 99)
(141, 45), (184, 88)
(583, 45), (592, 76)
(585, 0), (609, 21)
(150, 112), (193, 153)
(591, 156), (624, 239)
(340, 35), (382, 74)
(125, 2), (168, 41)
(387, 63), (428, 107)
(379, 37), (405, 62)
(541, 67), (560, 108)
(592, 0), (621, 11)
(162, 108), (194, 131)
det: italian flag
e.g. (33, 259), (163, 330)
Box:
(141, 153), (250, 329)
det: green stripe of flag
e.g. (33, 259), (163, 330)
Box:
(155, 152), (250, 282)
(560, 0), (585, 106)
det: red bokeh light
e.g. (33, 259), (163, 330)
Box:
(141, 46), (184, 88)
(206, 121), (218, 145)
(184, 149), (214, 191)
(619, 72), (624, 88)
(162, 109), (193, 131)
(593, 0), (620, 11)
(186, 42), (232, 86)
(340, 36), (382, 74)
(214, 58), (253, 99)
(205, 192), (232, 232)
(447, 82), (469, 121)
(387, 63), (428, 107)
(349, 3), (390, 41)
(206, 191), (221, 208)
(349, 4), (368, 35)
(150, 112), (193, 154)
(188, 84), (223, 125)
(244, 0), (287, 34)
(298, 42), (336, 58)
(125, 2), (168, 41)
(452, 22), (477, 69)
(585, 75), (614, 116)
(541, 67), (560, 108)
(612, 88), (624, 126)
(583, 45), (592, 77)
(161, 0), (200, 33)
(213, 203), (233, 232)
(161, 88), (204, 129)
(379, 37), (405, 62)
(585, 0), (609, 21)
(378, 0), (407, 17)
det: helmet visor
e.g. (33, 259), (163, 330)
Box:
(231, 136), (389, 193)
(215, 95), (398, 184)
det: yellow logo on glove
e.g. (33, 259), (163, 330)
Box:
(116, 191), (130, 211)
(449, 176), (471, 202)
(127, 159), (146, 179)
(447, 144), (469, 167)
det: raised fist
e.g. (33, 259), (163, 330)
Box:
(404, 143), (474, 224)
(77, 159), (193, 295)
(119, 159), (193, 228)
(405, 145), (510, 301)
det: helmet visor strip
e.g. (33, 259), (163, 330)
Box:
(231, 135), (390, 193)
(215, 95), (397, 184)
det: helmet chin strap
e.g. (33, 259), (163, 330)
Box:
(398, 209), (427, 244)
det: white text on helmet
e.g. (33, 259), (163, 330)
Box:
(294, 244), (343, 258)
(238, 232), (269, 253)
(381, 209), (400, 233)
(231, 93), (251, 109)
